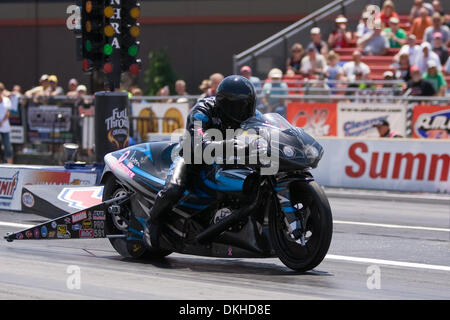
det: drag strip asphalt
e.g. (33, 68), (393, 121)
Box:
(0, 195), (448, 299)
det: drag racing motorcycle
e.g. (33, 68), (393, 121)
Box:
(5, 113), (332, 272)
(101, 113), (333, 272)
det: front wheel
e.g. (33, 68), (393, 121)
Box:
(102, 173), (172, 259)
(269, 181), (332, 272)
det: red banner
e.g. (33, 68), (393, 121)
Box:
(412, 105), (450, 139)
(286, 102), (337, 136)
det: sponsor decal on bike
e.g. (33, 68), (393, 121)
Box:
(79, 229), (94, 238)
(93, 210), (106, 220)
(93, 221), (104, 229)
(16, 233), (23, 240)
(22, 192), (35, 208)
(41, 226), (48, 238)
(48, 231), (56, 238)
(25, 230), (33, 239)
(51, 221), (57, 229)
(33, 228), (40, 239)
(82, 219), (93, 229)
(57, 225), (71, 239)
(71, 211), (87, 224)
(71, 224), (82, 231)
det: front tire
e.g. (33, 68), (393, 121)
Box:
(269, 181), (332, 272)
(103, 174), (171, 259)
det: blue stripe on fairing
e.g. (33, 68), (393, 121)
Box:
(123, 159), (166, 185)
(126, 237), (143, 242)
(135, 217), (148, 229)
(193, 112), (209, 122)
(282, 206), (295, 213)
(144, 144), (153, 161)
(201, 171), (244, 192)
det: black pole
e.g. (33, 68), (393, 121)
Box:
(94, 91), (130, 163)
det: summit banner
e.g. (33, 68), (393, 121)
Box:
(337, 103), (407, 138)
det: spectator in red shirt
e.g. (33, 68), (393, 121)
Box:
(328, 15), (353, 49)
(379, 0), (399, 28)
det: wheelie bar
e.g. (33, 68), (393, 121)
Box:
(4, 194), (130, 242)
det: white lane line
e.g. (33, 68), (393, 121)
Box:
(0, 222), (34, 229)
(326, 254), (450, 272)
(334, 220), (450, 232)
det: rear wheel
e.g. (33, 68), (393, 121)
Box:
(269, 181), (332, 272)
(103, 174), (171, 259)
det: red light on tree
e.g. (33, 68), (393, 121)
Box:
(129, 63), (140, 75)
(104, 62), (113, 74)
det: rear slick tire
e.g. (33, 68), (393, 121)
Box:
(269, 181), (333, 272)
(103, 174), (171, 259)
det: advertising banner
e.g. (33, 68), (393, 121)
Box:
(26, 105), (73, 143)
(131, 102), (189, 141)
(337, 103), (407, 137)
(286, 102), (337, 137)
(312, 138), (450, 193)
(0, 166), (98, 211)
(412, 105), (450, 139)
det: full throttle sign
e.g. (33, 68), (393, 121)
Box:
(105, 107), (129, 149)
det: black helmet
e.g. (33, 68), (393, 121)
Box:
(215, 75), (256, 128)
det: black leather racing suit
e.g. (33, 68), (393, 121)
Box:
(148, 97), (228, 224)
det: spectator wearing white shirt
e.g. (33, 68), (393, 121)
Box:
(415, 41), (442, 74)
(396, 34), (422, 65)
(342, 50), (371, 81)
(0, 84), (13, 164)
(300, 44), (327, 77)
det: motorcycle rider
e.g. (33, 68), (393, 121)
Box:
(144, 75), (257, 248)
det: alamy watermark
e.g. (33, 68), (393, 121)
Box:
(366, 265), (381, 290)
(170, 121), (280, 175)
(66, 265), (81, 290)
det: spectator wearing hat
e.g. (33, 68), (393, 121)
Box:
(383, 16), (407, 48)
(424, 13), (450, 44)
(66, 78), (79, 98)
(380, 71), (403, 102)
(300, 44), (327, 77)
(406, 65), (436, 97)
(240, 66), (261, 89)
(415, 41), (442, 74)
(328, 15), (352, 49)
(286, 43), (304, 75)
(25, 74), (50, 101)
(379, 0), (400, 28)
(46, 75), (64, 97)
(355, 11), (372, 41)
(342, 50), (371, 81)
(432, 32), (449, 65)
(422, 60), (447, 96)
(358, 19), (390, 56)
(261, 68), (289, 114)
(308, 27), (328, 56)
(396, 34), (422, 65)
(410, 7), (432, 40)
(0, 84), (13, 163)
(373, 120), (403, 138)
(328, 15), (353, 49)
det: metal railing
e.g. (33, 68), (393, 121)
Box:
(232, 0), (372, 78)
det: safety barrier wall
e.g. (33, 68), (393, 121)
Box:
(312, 137), (450, 193)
